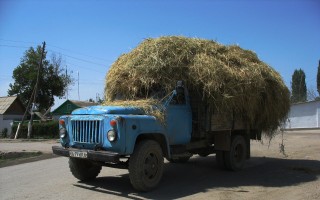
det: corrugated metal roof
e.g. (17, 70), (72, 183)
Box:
(0, 96), (18, 115)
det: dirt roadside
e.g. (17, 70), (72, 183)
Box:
(0, 139), (59, 167)
(0, 139), (58, 153)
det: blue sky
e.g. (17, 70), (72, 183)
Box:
(1, 0), (319, 109)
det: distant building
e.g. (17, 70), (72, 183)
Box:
(51, 100), (98, 120)
(0, 96), (26, 136)
(285, 100), (320, 129)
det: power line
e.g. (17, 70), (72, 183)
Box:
(1, 38), (113, 67)
(0, 45), (109, 69)
(47, 49), (108, 67)
(15, 41), (46, 139)
(65, 62), (106, 74)
(0, 44), (30, 49)
(0, 39), (38, 45)
(1, 44), (107, 82)
(46, 44), (112, 63)
(1, 44), (110, 69)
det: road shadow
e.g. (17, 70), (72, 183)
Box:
(73, 156), (320, 199)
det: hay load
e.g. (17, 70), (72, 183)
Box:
(105, 36), (290, 134)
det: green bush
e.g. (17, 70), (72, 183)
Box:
(1, 128), (8, 138)
(11, 120), (59, 139)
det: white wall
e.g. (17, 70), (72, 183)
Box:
(0, 114), (23, 137)
(0, 115), (14, 137)
(0, 115), (3, 131)
(285, 101), (320, 129)
(2, 114), (23, 121)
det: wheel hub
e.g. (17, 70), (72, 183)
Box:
(144, 153), (158, 179)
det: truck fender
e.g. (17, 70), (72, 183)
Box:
(133, 133), (171, 159)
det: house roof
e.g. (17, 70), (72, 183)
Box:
(0, 96), (25, 115)
(52, 99), (98, 115)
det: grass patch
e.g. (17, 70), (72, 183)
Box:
(0, 151), (49, 167)
(0, 151), (42, 160)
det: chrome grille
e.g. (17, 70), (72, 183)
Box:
(71, 119), (103, 144)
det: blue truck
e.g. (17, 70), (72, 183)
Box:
(52, 81), (261, 191)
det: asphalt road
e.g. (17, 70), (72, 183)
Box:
(0, 130), (319, 200)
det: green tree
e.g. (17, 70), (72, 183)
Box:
(8, 45), (72, 111)
(291, 68), (307, 103)
(317, 60), (320, 96)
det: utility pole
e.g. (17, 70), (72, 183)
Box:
(15, 41), (46, 139)
(14, 87), (35, 139)
(27, 41), (46, 139)
(66, 65), (68, 99)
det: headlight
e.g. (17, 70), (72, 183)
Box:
(59, 127), (67, 139)
(107, 130), (117, 142)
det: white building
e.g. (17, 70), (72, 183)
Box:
(285, 100), (320, 130)
(0, 96), (26, 137)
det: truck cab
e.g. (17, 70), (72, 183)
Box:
(53, 81), (259, 191)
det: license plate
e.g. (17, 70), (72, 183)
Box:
(69, 151), (88, 158)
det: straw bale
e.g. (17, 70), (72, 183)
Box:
(105, 36), (290, 135)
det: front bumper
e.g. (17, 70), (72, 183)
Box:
(52, 146), (120, 163)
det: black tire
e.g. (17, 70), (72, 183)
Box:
(216, 150), (226, 169)
(224, 135), (247, 171)
(129, 140), (164, 192)
(69, 158), (102, 181)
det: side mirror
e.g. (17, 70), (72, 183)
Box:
(175, 81), (185, 104)
(176, 80), (184, 88)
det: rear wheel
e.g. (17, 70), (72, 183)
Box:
(69, 158), (102, 181)
(129, 140), (164, 191)
(224, 135), (247, 171)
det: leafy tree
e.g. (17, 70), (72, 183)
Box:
(307, 87), (317, 101)
(8, 45), (72, 111)
(317, 60), (320, 96)
(291, 68), (307, 103)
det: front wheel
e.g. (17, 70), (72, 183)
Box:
(69, 158), (102, 181)
(224, 135), (247, 171)
(129, 140), (164, 192)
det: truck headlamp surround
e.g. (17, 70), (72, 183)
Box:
(107, 130), (117, 142)
(59, 127), (67, 139)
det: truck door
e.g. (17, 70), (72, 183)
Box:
(166, 87), (192, 145)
